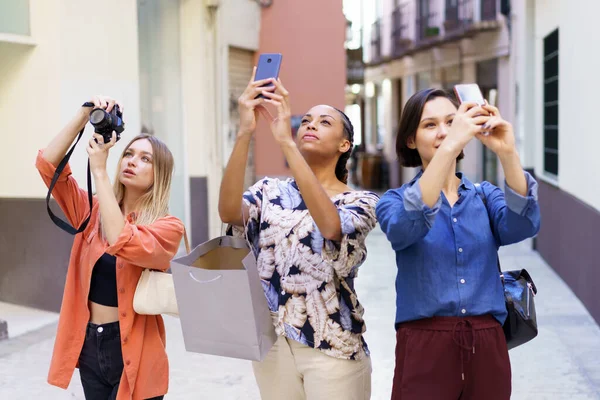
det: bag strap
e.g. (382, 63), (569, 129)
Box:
(46, 102), (96, 235)
(474, 183), (503, 278)
(46, 129), (94, 235)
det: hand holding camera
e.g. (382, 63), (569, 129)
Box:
(82, 95), (125, 175)
(83, 95), (125, 144)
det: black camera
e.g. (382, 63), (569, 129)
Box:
(89, 105), (125, 143)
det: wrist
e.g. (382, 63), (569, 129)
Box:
(278, 139), (297, 150)
(236, 129), (253, 139)
(77, 107), (91, 125)
(498, 149), (520, 163)
(439, 138), (464, 158)
(79, 105), (92, 118)
(92, 168), (109, 180)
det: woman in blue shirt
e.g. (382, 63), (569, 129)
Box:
(376, 88), (541, 400)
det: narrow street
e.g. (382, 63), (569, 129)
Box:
(1, 229), (599, 399)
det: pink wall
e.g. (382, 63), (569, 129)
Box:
(254, 0), (347, 177)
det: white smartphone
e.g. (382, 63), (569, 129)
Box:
(454, 83), (489, 135)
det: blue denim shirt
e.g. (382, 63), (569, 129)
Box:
(376, 170), (541, 326)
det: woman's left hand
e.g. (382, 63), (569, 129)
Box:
(260, 79), (295, 146)
(87, 132), (117, 176)
(477, 103), (517, 157)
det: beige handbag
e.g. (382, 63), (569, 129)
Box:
(133, 230), (190, 317)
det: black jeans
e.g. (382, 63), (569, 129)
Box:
(78, 321), (164, 400)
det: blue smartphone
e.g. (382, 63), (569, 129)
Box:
(255, 53), (282, 98)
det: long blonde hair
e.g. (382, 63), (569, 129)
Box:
(113, 134), (174, 225)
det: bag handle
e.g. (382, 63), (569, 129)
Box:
(183, 227), (191, 254)
(240, 202), (257, 258)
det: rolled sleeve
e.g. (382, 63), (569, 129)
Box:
(35, 149), (93, 229)
(105, 216), (184, 270)
(402, 181), (442, 228)
(322, 193), (379, 277)
(504, 171), (539, 216)
(35, 150), (73, 182)
(105, 221), (135, 256)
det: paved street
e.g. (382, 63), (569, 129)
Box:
(1, 229), (599, 399)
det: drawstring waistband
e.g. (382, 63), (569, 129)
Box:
(396, 315), (500, 384)
(452, 320), (476, 381)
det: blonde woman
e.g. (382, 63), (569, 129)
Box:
(36, 95), (184, 400)
(219, 72), (378, 400)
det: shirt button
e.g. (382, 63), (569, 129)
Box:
(461, 309), (467, 314)
(121, 312), (127, 318)
(123, 336), (128, 344)
(458, 248), (463, 253)
(118, 263), (124, 269)
(453, 218), (458, 223)
(119, 288), (125, 294)
(97, 326), (104, 333)
(281, 290), (286, 295)
(460, 279), (466, 284)
(126, 360), (131, 366)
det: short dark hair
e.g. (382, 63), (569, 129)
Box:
(395, 88), (464, 167)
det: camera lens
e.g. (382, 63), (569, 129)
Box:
(90, 109), (107, 125)
(267, 58), (272, 63)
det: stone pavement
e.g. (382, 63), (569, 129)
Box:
(0, 229), (599, 399)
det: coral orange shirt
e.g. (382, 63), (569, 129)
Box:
(36, 150), (184, 400)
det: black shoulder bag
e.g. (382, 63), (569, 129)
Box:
(475, 183), (539, 350)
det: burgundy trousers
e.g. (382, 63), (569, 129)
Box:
(391, 315), (511, 400)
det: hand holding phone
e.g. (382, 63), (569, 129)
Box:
(254, 53), (282, 99)
(454, 83), (486, 106)
(453, 83), (491, 136)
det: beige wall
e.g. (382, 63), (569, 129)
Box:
(181, 0), (261, 238)
(222, 0), (261, 51)
(0, 0), (263, 239)
(0, 0), (141, 198)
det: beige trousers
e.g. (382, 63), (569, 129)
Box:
(252, 336), (372, 400)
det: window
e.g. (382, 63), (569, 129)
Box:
(0, 0), (30, 36)
(543, 29), (559, 176)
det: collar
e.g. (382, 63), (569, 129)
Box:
(410, 169), (474, 192)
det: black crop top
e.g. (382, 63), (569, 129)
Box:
(88, 253), (118, 307)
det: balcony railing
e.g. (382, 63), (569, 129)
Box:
(416, 12), (442, 44)
(362, 0), (501, 64)
(392, 4), (412, 57)
(370, 19), (382, 63)
(444, 0), (473, 35)
(445, 0), (498, 36)
(481, 0), (497, 21)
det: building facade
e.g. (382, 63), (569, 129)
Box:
(514, 0), (600, 324)
(354, 0), (516, 189)
(351, 0), (600, 325)
(0, 0), (263, 313)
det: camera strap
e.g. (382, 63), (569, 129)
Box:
(46, 102), (95, 235)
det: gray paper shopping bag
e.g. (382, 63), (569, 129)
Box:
(171, 235), (276, 361)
